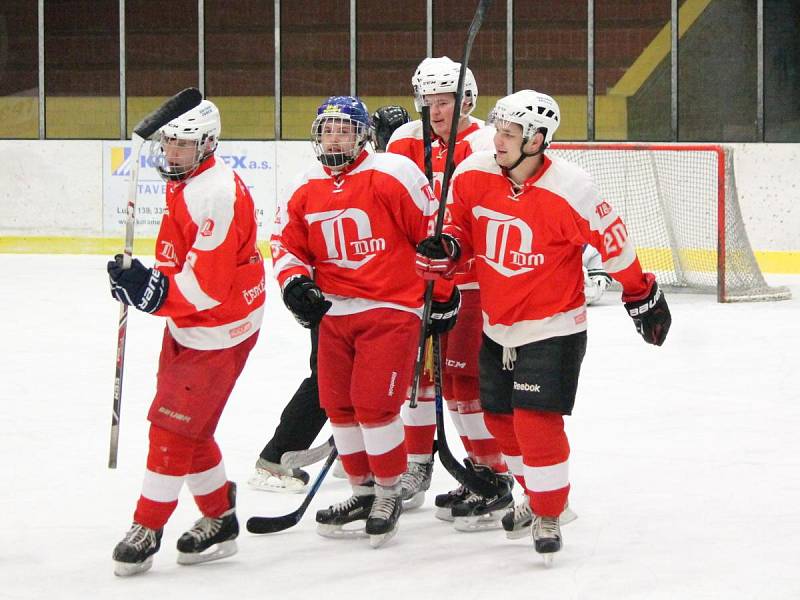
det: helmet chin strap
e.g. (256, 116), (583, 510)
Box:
(506, 138), (547, 171)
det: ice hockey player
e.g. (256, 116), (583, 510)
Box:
(247, 104), (414, 492)
(271, 95), (458, 548)
(387, 56), (512, 531)
(107, 99), (265, 575)
(415, 89), (671, 563)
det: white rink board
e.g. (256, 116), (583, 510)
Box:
(0, 140), (798, 252)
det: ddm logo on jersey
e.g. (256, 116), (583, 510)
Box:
(305, 208), (386, 269)
(472, 206), (544, 277)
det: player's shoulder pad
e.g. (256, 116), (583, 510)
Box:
(453, 149), (500, 179)
(183, 159), (236, 212)
(387, 119), (423, 146)
(357, 151), (427, 186)
(536, 154), (600, 218)
(464, 124), (496, 152)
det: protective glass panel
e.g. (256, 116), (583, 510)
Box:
(205, 0), (275, 140)
(433, 0), (507, 123)
(44, 0), (120, 139)
(765, 0), (800, 142)
(678, 0), (756, 141)
(125, 0), (198, 138)
(514, 0), (588, 141)
(0, 1), (38, 138)
(281, 0), (348, 140)
(356, 0), (424, 120)
(595, 0), (671, 141)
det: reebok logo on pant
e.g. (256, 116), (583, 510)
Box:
(513, 381), (541, 392)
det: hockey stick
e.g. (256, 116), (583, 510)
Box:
(280, 435), (335, 469)
(247, 446), (339, 534)
(431, 336), (498, 497)
(408, 0), (492, 408)
(108, 87), (203, 469)
(408, 105), (435, 410)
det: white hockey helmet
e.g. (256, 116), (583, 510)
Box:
(412, 56), (478, 116)
(154, 99), (221, 181)
(489, 90), (560, 146)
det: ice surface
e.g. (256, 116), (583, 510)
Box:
(1, 255), (798, 599)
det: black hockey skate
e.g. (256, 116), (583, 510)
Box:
(399, 460), (433, 510)
(112, 523), (163, 577)
(451, 466), (514, 532)
(434, 485), (470, 522)
(316, 483), (374, 539)
(176, 481), (239, 565)
(365, 484), (402, 548)
(532, 514), (562, 565)
(502, 499), (578, 540)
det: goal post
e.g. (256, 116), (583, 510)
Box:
(549, 143), (791, 303)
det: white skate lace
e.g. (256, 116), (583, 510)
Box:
(400, 462), (431, 492)
(330, 494), (366, 513)
(534, 515), (560, 540)
(459, 492), (486, 508)
(184, 515), (223, 542)
(123, 523), (156, 550)
(509, 501), (532, 526)
(370, 495), (397, 520)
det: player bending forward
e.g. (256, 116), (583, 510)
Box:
(415, 90), (671, 563)
(271, 96), (458, 548)
(108, 100), (265, 575)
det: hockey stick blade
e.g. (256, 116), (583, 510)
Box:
(247, 447), (339, 534)
(132, 87), (203, 140)
(280, 435), (334, 469)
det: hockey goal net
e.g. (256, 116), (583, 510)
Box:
(549, 143), (790, 302)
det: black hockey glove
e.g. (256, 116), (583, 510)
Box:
(427, 287), (461, 336)
(373, 105), (411, 151)
(282, 275), (332, 329)
(623, 278), (671, 346)
(107, 254), (168, 314)
(415, 234), (461, 280)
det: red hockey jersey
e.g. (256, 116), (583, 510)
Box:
(386, 116), (494, 289)
(445, 151), (651, 347)
(153, 156), (265, 350)
(272, 150), (450, 316)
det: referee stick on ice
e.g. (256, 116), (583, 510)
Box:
(107, 87), (203, 469)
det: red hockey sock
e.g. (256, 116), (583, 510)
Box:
(513, 409), (570, 517)
(355, 406), (406, 487)
(187, 437), (230, 518)
(134, 425), (195, 529)
(328, 407), (372, 485)
(483, 411), (524, 485)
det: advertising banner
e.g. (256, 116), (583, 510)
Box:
(102, 140), (277, 239)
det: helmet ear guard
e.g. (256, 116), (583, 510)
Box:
(311, 95), (371, 168)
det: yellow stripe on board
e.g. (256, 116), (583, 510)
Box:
(610, 0), (713, 97)
(1, 237), (798, 274)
